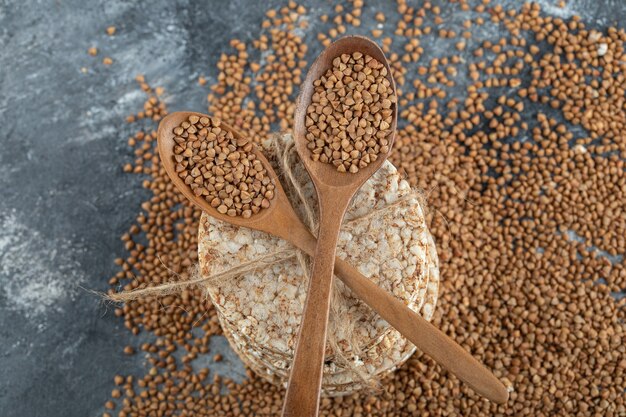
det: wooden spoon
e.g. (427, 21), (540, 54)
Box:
(283, 36), (400, 417)
(157, 111), (509, 408)
(285, 36), (507, 416)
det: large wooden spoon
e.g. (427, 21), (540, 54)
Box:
(285, 36), (507, 416)
(157, 112), (509, 408)
(283, 36), (400, 417)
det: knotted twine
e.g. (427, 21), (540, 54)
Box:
(108, 134), (430, 387)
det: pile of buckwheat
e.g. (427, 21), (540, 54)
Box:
(305, 52), (395, 172)
(105, 1), (625, 416)
(172, 115), (275, 218)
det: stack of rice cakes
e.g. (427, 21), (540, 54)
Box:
(198, 135), (440, 396)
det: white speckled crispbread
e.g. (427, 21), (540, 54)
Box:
(198, 134), (439, 396)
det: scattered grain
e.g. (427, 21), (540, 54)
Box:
(106, 2), (626, 416)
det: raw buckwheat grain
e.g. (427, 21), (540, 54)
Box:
(172, 115), (275, 218)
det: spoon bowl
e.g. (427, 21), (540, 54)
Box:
(293, 35), (398, 189)
(157, 111), (293, 234)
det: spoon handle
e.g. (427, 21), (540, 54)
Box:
(333, 256), (509, 403)
(282, 197), (350, 417)
(285, 222), (508, 404)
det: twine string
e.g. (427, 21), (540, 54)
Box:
(107, 134), (424, 386)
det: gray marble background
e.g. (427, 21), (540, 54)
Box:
(0, 1), (623, 416)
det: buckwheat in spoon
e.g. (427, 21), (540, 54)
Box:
(157, 49), (506, 417)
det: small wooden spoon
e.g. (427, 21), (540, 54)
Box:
(157, 112), (509, 409)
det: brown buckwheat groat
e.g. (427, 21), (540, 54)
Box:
(108, 2), (626, 416)
(305, 52), (395, 173)
(172, 115), (275, 218)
